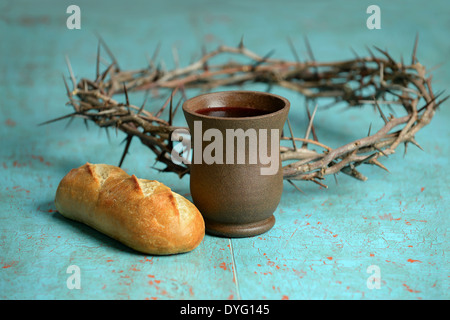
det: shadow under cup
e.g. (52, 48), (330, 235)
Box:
(182, 91), (290, 237)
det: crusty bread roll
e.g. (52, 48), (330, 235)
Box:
(55, 163), (205, 255)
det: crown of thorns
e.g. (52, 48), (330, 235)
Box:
(44, 35), (447, 192)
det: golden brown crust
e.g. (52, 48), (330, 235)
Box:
(54, 163), (205, 255)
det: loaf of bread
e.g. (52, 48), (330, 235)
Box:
(55, 163), (205, 255)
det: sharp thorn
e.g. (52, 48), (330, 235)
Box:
(417, 90), (445, 113)
(151, 41), (162, 66)
(437, 95), (450, 108)
(286, 117), (298, 151)
(409, 137), (424, 151)
(303, 35), (315, 62)
(251, 49), (275, 70)
(374, 98), (388, 124)
(123, 83), (129, 105)
(138, 94), (148, 115)
(333, 173), (339, 185)
(118, 135), (133, 167)
(373, 46), (395, 64)
(169, 90), (174, 126)
(97, 34), (120, 70)
(64, 116), (75, 129)
(365, 45), (376, 60)
(38, 112), (77, 126)
(178, 85), (188, 100)
(104, 127), (111, 142)
(64, 55), (76, 89)
(172, 96), (183, 119)
(172, 45), (180, 69)
(62, 74), (71, 95)
(371, 159), (389, 172)
(99, 63), (115, 83)
(123, 83), (131, 114)
(156, 87), (179, 118)
(287, 36), (301, 64)
(287, 179), (305, 194)
(349, 47), (360, 60)
(303, 103), (318, 146)
(96, 40), (101, 81)
(304, 35), (318, 75)
(201, 45), (209, 71)
(412, 32), (419, 64)
(238, 35), (244, 49)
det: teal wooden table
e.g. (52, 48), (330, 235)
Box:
(1, 0), (448, 300)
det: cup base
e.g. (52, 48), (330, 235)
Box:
(204, 216), (275, 238)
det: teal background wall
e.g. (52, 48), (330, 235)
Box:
(0, 0), (448, 299)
